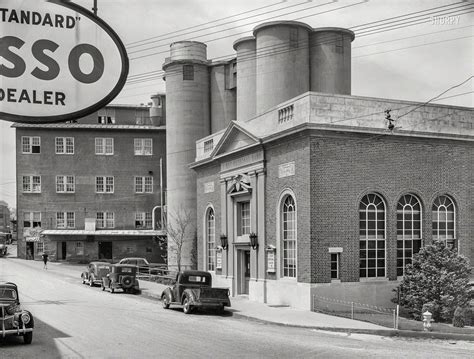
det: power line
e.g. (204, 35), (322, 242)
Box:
(127, 1), (471, 59)
(126, 0), (287, 47)
(124, 6), (474, 85)
(124, 28), (473, 86)
(397, 76), (473, 120)
(127, 0), (315, 50)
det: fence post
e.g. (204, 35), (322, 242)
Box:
(396, 305), (399, 330)
(351, 302), (354, 320)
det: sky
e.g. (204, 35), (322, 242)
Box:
(0, 0), (473, 208)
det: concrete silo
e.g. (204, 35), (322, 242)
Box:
(162, 41), (210, 269)
(310, 28), (355, 95)
(253, 21), (312, 115)
(233, 36), (256, 122)
(210, 60), (237, 133)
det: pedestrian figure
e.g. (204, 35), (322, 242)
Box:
(42, 252), (49, 269)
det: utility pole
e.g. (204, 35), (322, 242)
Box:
(92, 0), (98, 16)
(160, 157), (164, 230)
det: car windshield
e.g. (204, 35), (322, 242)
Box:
(0, 288), (17, 300)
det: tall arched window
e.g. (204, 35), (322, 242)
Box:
(359, 193), (385, 278)
(397, 194), (422, 276)
(206, 208), (215, 271)
(432, 195), (455, 245)
(282, 195), (297, 278)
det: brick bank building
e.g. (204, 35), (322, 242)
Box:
(162, 21), (473, 309)
(14, 97), (167, 263)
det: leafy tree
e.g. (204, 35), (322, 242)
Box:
(395, 242), (471, 322)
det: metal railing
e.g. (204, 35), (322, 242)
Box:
(135, 265), (176, 285)
(312, 294), (399, 330)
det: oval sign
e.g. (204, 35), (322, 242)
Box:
(0, 0), (129, 123)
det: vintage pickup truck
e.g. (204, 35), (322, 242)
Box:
(161, 270), (231, 314)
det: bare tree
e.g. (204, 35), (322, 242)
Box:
(166, 207), (194, 272)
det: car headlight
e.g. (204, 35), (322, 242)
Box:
(21, 312), (31, 325)
(6, 304), (17, 315)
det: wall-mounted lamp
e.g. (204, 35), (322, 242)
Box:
(220, 234), (228, 250)
(249, 232), (258, 250)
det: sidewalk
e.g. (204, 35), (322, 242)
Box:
(137, 278), (474, 341)
(5, 246), (474, 342)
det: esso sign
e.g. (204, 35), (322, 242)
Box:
(0, 0), (129, 123)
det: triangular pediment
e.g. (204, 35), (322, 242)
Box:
(212, 121), (260, 158)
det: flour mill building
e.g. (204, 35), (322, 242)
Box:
(163, 21), (473, 309)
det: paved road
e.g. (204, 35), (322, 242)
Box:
(1, 253), (473, 358)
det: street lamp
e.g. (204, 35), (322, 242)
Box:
(249, 233), (258, 250)
(220, 234), (228, 250)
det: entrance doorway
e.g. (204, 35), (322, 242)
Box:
(237, 249), (250, 295)
(26, 242), (34, 260)
(98, 241), (112, 260)
(57, 242), (67, 260)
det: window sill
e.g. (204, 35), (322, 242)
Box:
(359, 277), (389, 282)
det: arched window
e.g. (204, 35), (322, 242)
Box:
(206, 208), (215, 271)
(359, 193), (385, 278)
(432, 195), (455, 245)
(397, 194), (422, 276)
(282, 195), (296, 278)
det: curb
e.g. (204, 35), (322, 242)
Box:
(140, 287), (474, 342)
(228, 312), (474, 341)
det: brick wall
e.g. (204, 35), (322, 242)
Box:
(309, 131), (472, 283)
(264, 132), (312, 283)
(16, 126), (166, 259)
(195, 163), (221, 271)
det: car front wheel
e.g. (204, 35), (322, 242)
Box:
(183, 297), (193, 314)
(24, 332), (33, 344)
(162, 293), (170, 309)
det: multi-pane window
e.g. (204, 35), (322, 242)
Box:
(135, 176), (153, 193)
(55, 137), (74, 154)
(359, 193), (386, 278)
(24, 212), (41, 228)
(432, 195), (455, 244)
(56, 176), (75, 193)
(36, 242), (44, 255)
(282, 195), (296, 278)
(330, 253), (340, 280)
(134, 138), (153, 155)
(183, 65), (194, 80)
(95, 138), (114, 155)
(22, 176), (41, 193)
(397, 194), (422, 276)
(21, 136), (41, 153)
(135, 212), (152, 229)
(57, 212), (75, 228)
(239, 202), (250, 236)
(207, 208), (215, 271)
(75, 241), (84, 255)
(96, 212), (114, 228)
(96, 176), (114, 193)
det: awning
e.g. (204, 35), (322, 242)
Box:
(41, 229), (166, 236)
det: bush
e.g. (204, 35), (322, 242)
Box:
(452, 306), (467, 328)
(394, 242), (471, 322)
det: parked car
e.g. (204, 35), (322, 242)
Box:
(81, 261), (111, 287)
(101, 264), (140, 294)
(161, 270), (231, 314)
(118, 257), (166, 274)
(0, 236), (8, 256)
(0, 282), (34, 344)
